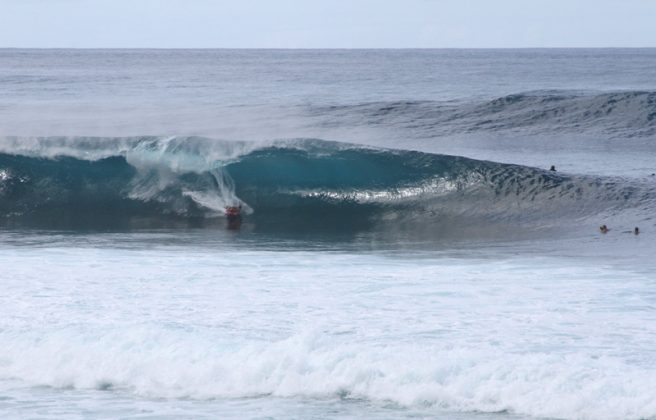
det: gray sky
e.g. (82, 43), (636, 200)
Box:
(2, 0), (656, 48)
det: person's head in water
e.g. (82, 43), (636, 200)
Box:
(634, 227), (640, 235)
(600, 224), (608, 233)
(549, 165), (556, 171)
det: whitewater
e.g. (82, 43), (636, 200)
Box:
(1, 49), (656, 419)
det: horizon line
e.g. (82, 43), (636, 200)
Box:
(2, 46), (656, 50)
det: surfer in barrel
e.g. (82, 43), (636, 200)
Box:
(225, 204), (242, 229)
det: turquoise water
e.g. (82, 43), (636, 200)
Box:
(1, 49), (656, 419)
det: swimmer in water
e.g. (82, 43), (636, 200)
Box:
(549, 165), (556, 171)
(634, 227), (640, 235)
(600, 224), (609, 234)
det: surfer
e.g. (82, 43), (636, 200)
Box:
(225, 204), (242, 230)
(599, 224), (609, 234)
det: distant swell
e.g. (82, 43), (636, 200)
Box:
(317, 90), (656, 137)
(1, 136), (654, 231)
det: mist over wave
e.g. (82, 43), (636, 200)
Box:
(3, 90), (656, 140)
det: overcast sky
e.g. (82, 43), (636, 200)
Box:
(1, 0), (655, 48)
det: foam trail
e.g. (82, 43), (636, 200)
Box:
(2, 321), (655, 419)
(2, 244), (655, 420)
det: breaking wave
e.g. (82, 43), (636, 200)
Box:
(0, 136), (653, 230)
(3, 327), (655, 420)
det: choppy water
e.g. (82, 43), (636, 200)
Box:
(1, 49), (655, 419)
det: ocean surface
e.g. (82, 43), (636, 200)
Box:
(1, 49), (655, 419)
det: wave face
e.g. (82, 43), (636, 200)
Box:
(1, 137), (654, 231)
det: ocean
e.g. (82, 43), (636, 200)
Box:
(1, 49), (655, 419)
